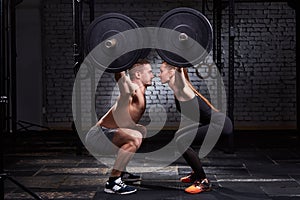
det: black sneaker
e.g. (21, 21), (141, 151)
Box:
(104, 177), (137, 195)
(121, 171), (142, 182)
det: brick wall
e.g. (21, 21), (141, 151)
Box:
(41, 0), (296, 130)
(42, 0), (74, 127)
(224, 2), (296, 129)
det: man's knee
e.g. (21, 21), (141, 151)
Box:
(136, 125), (147, 138)
(128, 137), (142, 150)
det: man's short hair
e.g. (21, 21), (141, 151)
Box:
(131, 59), (150, 69)
(128, 59), (150, 79)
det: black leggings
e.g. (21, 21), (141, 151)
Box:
(175, 112), (233, 180)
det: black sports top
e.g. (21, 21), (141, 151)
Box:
(175, 95), (212, 124)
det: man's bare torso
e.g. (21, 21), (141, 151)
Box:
(97, 89), (146, 129)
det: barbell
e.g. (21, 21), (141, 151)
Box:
(84, 7), (213, 73)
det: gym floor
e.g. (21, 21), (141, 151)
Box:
(3, 130), (300, 200)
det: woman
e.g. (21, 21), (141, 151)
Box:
(158, 61), (233, 194)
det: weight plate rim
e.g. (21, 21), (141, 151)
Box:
(157, 7), (211, 27)
(156, 7), (213, 67)
(85, 12), (140, 54)
(85, 13), (142, 73)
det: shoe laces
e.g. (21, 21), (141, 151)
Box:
(193, 179), (210, 188)
(116, 177), (127, 188)
(201, 178), (210, 184)
(193, 180), (201, 186)
(201, 179), (211, 189)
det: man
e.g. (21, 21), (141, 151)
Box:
(85, 59), (154, 195)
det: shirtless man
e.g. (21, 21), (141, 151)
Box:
(85, 59), (154, 195)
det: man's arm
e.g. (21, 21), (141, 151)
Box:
(115, 72), (138, 97)
(114, 72), (124, 82)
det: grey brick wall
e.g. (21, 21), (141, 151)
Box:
(42, 0), (296, 130)
(223, 2), (296, 129)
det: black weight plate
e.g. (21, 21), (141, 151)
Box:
(85, 13), (141, 73)
(156, 7), (213, 67)
(133, 18), (152, 59)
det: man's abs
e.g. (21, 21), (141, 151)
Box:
(98, 107), (140, 129)
(98, 94), (146, 128)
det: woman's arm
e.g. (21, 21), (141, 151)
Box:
(173, 67), (195, 101)
(174, 67), (186, 90)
